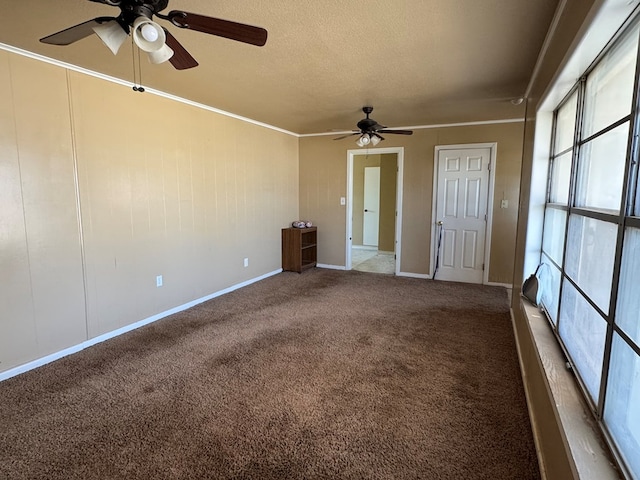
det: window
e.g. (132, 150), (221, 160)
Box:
(539, 20), (640, 480)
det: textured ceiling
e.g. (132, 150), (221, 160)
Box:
(0, 0), (559, 134)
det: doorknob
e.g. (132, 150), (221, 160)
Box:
(364, 209), (369, 212)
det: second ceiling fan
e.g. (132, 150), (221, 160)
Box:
(335, 106), (413, 147)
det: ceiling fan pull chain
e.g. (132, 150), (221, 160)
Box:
(131, 38), (145, 92)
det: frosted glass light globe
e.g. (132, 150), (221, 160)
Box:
(141, 23), (159, 42)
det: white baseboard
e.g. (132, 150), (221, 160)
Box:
(0, 268), (282, 382)
(316, 265), (431, 278)
(397, 271), (431, 279)
(486, 281), (513, 288)
(316, 264), (347, 270)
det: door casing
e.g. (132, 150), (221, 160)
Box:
(346, 147), (404, 275)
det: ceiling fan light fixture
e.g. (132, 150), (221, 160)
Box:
(356, 133), (371, 147)
(93, 20), (128, 55)
(147, 44), (174, 64)
(370, 135), (381, 146)
(133, 16), (166, 52)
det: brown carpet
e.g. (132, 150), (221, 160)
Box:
(0, 269), (539, 479)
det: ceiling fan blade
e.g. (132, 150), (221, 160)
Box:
(378, 129), (413, 135)
(166, 11), (268, 46)
(164, 29), (199, 70)
(40, 17), (116, 45)
(333, 132), (360, 140)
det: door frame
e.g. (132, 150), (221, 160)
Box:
(346, 147), (404, 275)
(431, 143), (497, 284)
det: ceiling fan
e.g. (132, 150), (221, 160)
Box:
(39, 0), (268, 70)
(334, 106), (413, 147)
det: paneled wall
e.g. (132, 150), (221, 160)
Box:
(0, 50), (299, 373)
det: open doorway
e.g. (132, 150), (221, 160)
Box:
(346, 147), (403, 274)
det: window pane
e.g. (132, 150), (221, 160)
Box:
(604, 334), (640, 479)
(616, 227), (640, 346)
(564, 215), (617, 313)
(542, 207), (566, 265)
(575, 122), (629, 212)
(559, 280), (607, 402)
(549, 151), (572, 204)
(582, 24), (639, 137)
(554, 91), (578, 154)
(540, 255), (561, 325)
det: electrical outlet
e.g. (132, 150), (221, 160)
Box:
(340, 197), (346, 205)
(156, 275), (163, 287)
(244, 258), (249, 267)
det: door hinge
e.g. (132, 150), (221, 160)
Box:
(482, 263), (485, 271)
(488, 163), (491, 171)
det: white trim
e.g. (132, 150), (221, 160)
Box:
(303, 118), (524, 138)
(0, 42), (526, 139)
(317, 268), (432, 279)
(0, 42), (524, 139)
(346, 153), (354, 269)
(431, 143), (497, 285)
(395, 150), (405, 276)
(486, 281), (513, 289)
(0, 269), (282, 382)
(316, 264), (347, 270)
(352, 245), (377, 251)
(345, 147), (404, 275)
(397, 271), (431, 279)
(0, 42), (298, 137)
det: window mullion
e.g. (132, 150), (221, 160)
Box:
(596, 25), (640, 420)
(555, 78), (586, 336)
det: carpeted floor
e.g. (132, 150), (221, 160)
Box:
(0, 269), (539, 479)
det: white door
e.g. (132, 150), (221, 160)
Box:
(435, 148), (490, 283)
(363, 167), (380, 246)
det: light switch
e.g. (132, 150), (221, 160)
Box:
(501, 199), (509, 209)
(340, 197), (346, 205)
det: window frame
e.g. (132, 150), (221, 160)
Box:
(539, 15), (640, 480)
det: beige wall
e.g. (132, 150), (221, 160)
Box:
(0, 50), (299, 373)
(299, 122), (525, 283)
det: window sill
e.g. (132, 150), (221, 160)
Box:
(519, 300), (621, 479)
